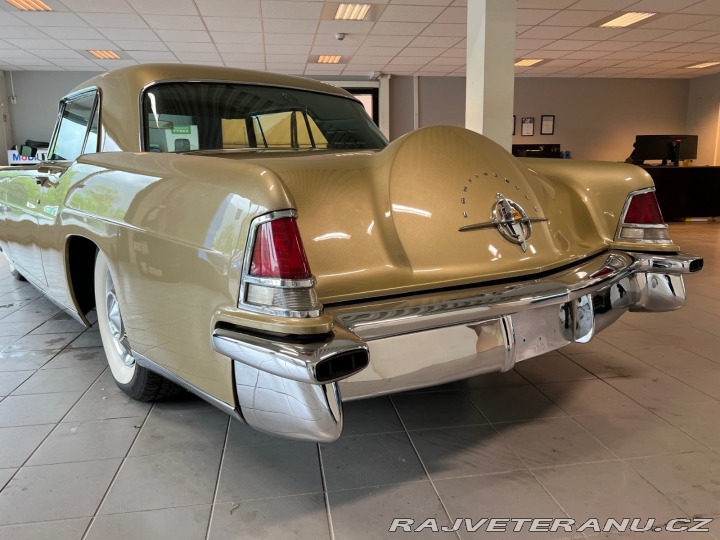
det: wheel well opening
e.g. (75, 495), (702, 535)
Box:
(66, 236), (99, 316)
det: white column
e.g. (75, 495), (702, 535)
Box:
(466, 0), (517, 150)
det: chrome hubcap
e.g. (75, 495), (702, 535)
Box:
(106, 286), (135, 367)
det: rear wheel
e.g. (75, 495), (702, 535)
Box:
(94, 251), (179, 401)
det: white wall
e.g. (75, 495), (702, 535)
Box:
(687, 72), (720, 166)
(2, 70), (100, 148)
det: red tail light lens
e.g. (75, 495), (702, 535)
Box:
(624, 192), (664, 224)
(249, 217), (312, 280)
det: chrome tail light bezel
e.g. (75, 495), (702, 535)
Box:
(239, 209), (323, 318)
(614, 187), (671, 244)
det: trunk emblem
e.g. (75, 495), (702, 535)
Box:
(459, 193), (547, 253)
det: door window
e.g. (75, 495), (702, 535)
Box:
(49, 92), (99, 161)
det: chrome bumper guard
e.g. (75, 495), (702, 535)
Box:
(212, 250), (702, 442)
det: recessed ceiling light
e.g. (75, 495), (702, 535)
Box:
(5, 0), (52, 11)
(515, 58), (544, 67)
(335, 3), (370, 20)
(88, 50), (121, 60)
(686, 61), (720, 69)
(318, 55), (342, 64)
(600, 12), (656, 28)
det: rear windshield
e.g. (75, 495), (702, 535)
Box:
(142, 82), (387, 153)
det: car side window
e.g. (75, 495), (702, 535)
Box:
(49, 92), (98, 161)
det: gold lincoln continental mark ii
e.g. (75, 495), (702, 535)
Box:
(0, 65), (703, 442)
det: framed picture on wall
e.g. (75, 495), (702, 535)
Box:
(513, 115), (516, 136)
(541, 115), (555, 135)
(521, 117), (534, 136)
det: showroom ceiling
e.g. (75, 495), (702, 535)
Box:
(0, 0), (720, 78)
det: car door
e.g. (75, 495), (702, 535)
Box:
(37, 90), (100, 301)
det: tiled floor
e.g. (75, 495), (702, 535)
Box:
(0, 222), (719, 539)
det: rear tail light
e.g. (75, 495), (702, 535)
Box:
(240, 211), (322, 318)
(616, 189), (670, 243)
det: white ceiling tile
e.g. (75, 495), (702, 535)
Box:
(225, 62), (266, 70)
(564, 27), (629, 40)
(603, 51), (654, 59)
(576, 58), (622, 68)
(378, 5), (442, 23)
(28, 49), (85, 59)
(93, 60), (137, 68)
(540, 10), (611, 26)
(311, 45), (358, 55)
(656, 30), (718, 42)
(262, 1), (322, 19)
(52, 57), (101, 66)
(79, 13), (148, 28)
(451, 0), (466, 5)
(664, 42), (718, 53)
(399, 47), (445, 56)
(215, 42), (264, 53)
(164, 42), (217, 53)
(195, 0), (261, 17)
(42, 26), (105, 39)
(266, 44), (312, 55)
(0, 49), (41, 58)
(0, 41), (16, 49)
(356, 46), (402, 56)
(261, 34), (312, 47)
(541, 39), (597, 50)
(155, 30), (211, 42)
(316, 21), (374, 34)
(266, 54), (312, 63)
(560, 50), (610, 60)
(314, 33), (365, 45)
(410, 36), (462, 47)
(389, 0), (452, 5)
(426, 55), (465, 66)
(679, 0), (720, 15)
(419, 23), (465, 36)
(127, 0), (197, 15)
(645, 51), (692, 60)
(0, 26), (48, 39)
(128, 51), (178, 62)
(569, 0), (634, 10)
(518, 26), (581, 39)
(99, 28), (159, 41)
(265, 63), (302, 70)
(440, 47), (465, 57)
(6, 38), (64, 49)
(544, 58), (585, 67)
(641, 14), (710, 30)
(58, 39), (118, 49)
(515, 38), (554, 49)
(687, 19), (720, 32)
(371, 22), (428, 35)
(114, 40), (169, 51)
(516, 9), (558, 26)
(527, 49), (571, 59)
(0, 12), (28, 26)
(141, 15), (204, 31)
(626, 42), (676, 52)
(221, 52), (266, 63)
(350, 55), (394, 63)
(629, 0), (701, 13)
(415, 68), (453, 75)
(175, 51), (222, 62)
(361, 35), (414, 46)
(435, 6), (465, 23)
(60, 0), (133, 12)
(264, 18), (318, 33)
(698, 34), (720, 44)
(6, 57), (54, 65)
(386, 56), (433, 65)
(15, 12), (87, 26)
(212, 32), (263, 44)
(343, 64), (380, 70)
(581, 40), (642, 51)
(608, 28), (674, 41)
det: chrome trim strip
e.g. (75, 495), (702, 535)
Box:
(329, 251), (702, 341)
(132, 351), (243, 421)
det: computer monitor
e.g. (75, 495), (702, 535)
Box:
(631, 135), (698, 166)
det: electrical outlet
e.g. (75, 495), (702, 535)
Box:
(9, 96), (17, 105)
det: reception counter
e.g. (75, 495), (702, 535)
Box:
(642, 166), (720, 220)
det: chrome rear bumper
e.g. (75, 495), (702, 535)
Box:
(212, 250), (702, 442)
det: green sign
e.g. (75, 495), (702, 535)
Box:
(172, 125), (192, 135)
